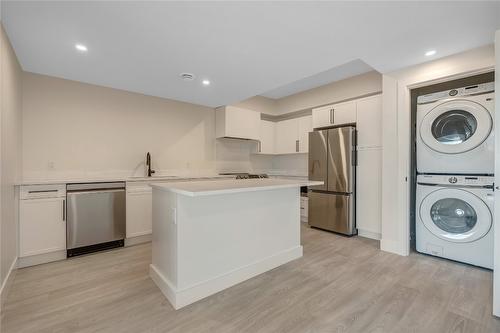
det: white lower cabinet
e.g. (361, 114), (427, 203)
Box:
(126, 183), (153, 238)
(19, 185), (67, 258)
(356, 148), (382, 239)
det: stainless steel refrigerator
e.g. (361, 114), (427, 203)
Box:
(308, 126), (356, 235)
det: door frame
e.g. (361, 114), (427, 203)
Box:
(381, 45), (495, 257)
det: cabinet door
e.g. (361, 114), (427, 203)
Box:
(275, 118), (299, 154)
(312, 106), (333, 129)
(126, 186), (153, 238)
(223, 106), (261, 141)
(20, 197), (66, 257)
(356, 149), (382, 237)
(259, 120), (275, 154)
(332, 101), (356, 125)
(356, 95), (382, 148)
(298, 116), (312, 153)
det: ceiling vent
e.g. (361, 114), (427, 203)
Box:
(180, 73), (195, 81)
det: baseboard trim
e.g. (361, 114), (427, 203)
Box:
(150, 245), (303, 309)
(125, 234), (152, 247)
(380, 238), (407, 256)
(17, 250), (66, 268)
(358, 229), (381, 240)
(0, 257), (18, 309)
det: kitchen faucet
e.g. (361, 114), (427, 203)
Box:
(146, 152), (155, 177)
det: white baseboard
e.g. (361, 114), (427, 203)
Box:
(17, 250), (66, 268)
(150, 245), (303, 309)
(125, 234), (152, 247)
(381, 238), (407, 256)
(358, 229), (381, 240)
(0, 257), (18, 308)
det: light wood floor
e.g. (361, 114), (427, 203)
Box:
(2, 224), (500, 333)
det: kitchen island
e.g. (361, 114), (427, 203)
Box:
(149, 178), (322, 309)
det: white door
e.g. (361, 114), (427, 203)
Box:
(298, 116), (312, 153)
(332, 101), (356, 125)
(259, 120), (275, 154)
(356, 149), (382, 237)
(420, 100), (492, 154)
(312, 106), (333, 129)
(493, 29), (499, 317)
(357, 95), (382, 148)
(19, 197), (66, 257)
(126, 186), (153, 238)
(275, 118), (298, 153)
(419, 188), (492, 243)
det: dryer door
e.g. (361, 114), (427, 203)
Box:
(419, 188), (492, 243)
(420, 99), (492, 154)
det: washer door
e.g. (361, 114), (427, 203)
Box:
(419, 188), (492, 243)
(420, 99), (492, 154)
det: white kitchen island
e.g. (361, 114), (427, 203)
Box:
(149, 178), (322, 309)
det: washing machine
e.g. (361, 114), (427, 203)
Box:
(416, 174), (494, 269)
(417, 82), (494, 175)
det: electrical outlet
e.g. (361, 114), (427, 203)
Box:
(48, 161), (55, 170)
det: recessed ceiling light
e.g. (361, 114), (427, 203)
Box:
(202, 79), (210, 86)
(180, 73), (195, 81)
(425, 50), (436, 57)
(75, 43), (88, 52)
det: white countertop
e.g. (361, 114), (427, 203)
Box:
(15, 175), (232, 186)
(150, 178), (323, 197)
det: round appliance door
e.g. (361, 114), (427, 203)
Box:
(420, 99), (492, 154)
(419, 188), (492, 243)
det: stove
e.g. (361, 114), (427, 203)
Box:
(219, 173), (269, 179)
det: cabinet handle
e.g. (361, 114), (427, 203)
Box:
(330, 108), (335, 124)
(62, 199), (66, 221)
(258, 140), (262, 153)
(296, 140), (299, 152)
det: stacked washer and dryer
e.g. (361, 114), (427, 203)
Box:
(416, 82), (495, 269)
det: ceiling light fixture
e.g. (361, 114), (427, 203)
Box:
(202, 79), (211, 86)
(75, 43), (88, 52)
(425, 50), (436, 57)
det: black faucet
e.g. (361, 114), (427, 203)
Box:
(146, 152), (155, 177)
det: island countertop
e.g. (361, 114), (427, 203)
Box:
(150, 178), (323, 197)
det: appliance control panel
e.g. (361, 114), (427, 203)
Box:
(417, 82), (494, 104)
(417, 174), (494, 187)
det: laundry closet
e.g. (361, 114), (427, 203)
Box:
(410, 72), (495, 269)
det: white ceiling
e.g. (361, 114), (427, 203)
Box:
(2, 1), (499, 107)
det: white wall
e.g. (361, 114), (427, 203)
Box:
(274, 71), (382, 114)
(0, 24), (22, 301)
(381, 44), (495, 256)
(22, 73), (219, 180)
(232, 71), (382, 176)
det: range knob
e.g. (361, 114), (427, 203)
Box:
(448, 176), (458, 184)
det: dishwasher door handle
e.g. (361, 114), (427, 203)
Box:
(67, 189), (125, 195)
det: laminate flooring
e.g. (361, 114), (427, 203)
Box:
(2, 224), (499, 332)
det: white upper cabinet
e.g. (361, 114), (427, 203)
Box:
(259, 120), (275, 154)
(215, 106), (260, 141)
(312, 101), (356, 129)
(275, 118), (299, 154)
(332, 101), (356, 125)
(356, 95), (382, 148)
(312, 105), (333, 129)
(298, 115), (312, 153)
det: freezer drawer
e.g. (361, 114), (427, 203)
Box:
(67, 186), (126, 250)
(308, 191), (356, 235)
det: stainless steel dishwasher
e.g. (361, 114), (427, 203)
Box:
(66, 182), (126, 257)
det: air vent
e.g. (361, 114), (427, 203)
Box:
(180, 73), (195, 81)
